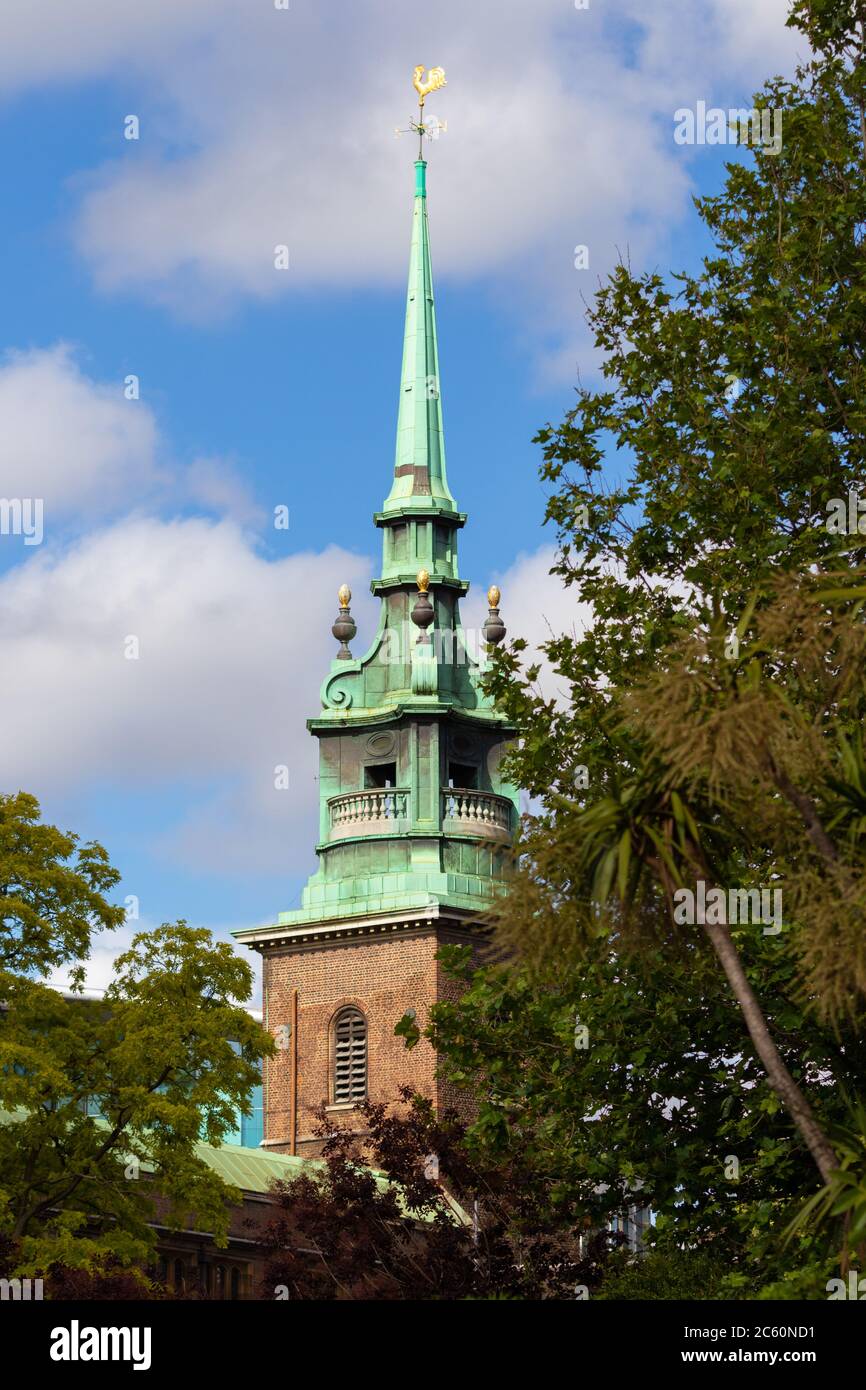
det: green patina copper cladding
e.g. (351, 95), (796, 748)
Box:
(376, 159), (463, 590)
(235, 156), (518, 938)
(383, 160), (457, 521)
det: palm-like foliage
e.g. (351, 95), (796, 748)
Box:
(825, 734), (866, 848)
(785, 1098), (866, 1259)
(575, 772), (729, 914)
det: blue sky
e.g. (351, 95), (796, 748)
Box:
(0, 0), (803, 999)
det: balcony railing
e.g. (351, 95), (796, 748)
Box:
(326, 786), (513, 843)
(329, 788), (409, 839)
(442, 787), (512, 840)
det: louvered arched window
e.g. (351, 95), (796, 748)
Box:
(333, 1007), (367, 1105)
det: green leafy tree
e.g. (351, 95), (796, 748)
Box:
(482, 0), (866, 1204)
(408, 936), (866, 1297)
(0, 790), (125, 979)
(0, 792), (272, 1277)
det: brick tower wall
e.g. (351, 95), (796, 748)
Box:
(262, 924), (477, 1156)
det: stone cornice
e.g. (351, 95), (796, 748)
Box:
(233, 908), (483, 955)
(369, 573), (470, 596)
(373, 508), (466, 528)
(307, 703), (516, 732)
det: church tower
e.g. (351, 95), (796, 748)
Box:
(235, 117), (517, 1155)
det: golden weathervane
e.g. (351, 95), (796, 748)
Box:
(412, 65), (446, 108)
(396, 65), (448, 156)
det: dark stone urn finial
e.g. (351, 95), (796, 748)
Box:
(482, 584), (506, 649)
(410, 569), (434, 645)
(332, 584), (357, 659)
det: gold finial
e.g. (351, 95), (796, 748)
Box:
(338, 583), (351, 607)
(487, 584), (501, 608)
(413, 65), (446, 109)
(416, 569), (430, 593)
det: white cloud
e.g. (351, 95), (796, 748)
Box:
(629, 0), (805, 78)
(0, 0), (235, 94)
(184, 455), (264, 526)
(70, 24), (683, 312)
(0, 344), (264, 534)
(719, 0), (807, 67)
(0, 0), (799, 99)
(0, 1), (804, 375)
(0, 514), (376, 873)
(0, 345), (161, 518)
(462, 544), (591, 705)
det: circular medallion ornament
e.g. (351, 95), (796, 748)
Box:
(451, 732), (478, 759)
(366, 732), (396, 758)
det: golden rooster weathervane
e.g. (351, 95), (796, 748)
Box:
(413, 65), (446, 107)
(396, 65), (448, 157)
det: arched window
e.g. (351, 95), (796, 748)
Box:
(333, 1007), (367, 1105)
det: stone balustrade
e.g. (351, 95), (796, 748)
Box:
(441, 787), (512, 840)
(329, 788), (409, 839)
(327, 786), (513, 842)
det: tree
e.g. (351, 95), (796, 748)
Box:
(0, 790), (125, 980)
(0, 792), (272, 1276)
(482, 0), (866, 1204)
(411, 936), (866, 1297)
(259, 1089), (614, 1300)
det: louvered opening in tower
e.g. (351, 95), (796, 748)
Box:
(334, 1008), (367, 1105)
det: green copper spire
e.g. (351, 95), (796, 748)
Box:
(232, 77), (519, 963)
(383, 159), (457, 516)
